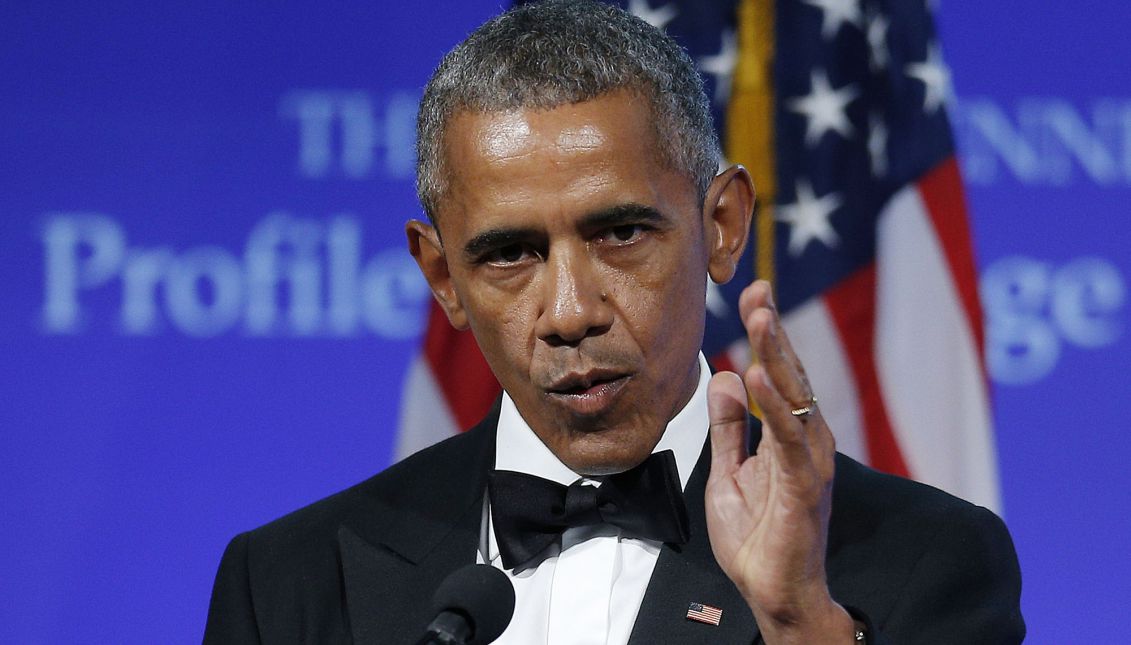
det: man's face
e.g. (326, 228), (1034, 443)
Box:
(419, 91), (722, 475)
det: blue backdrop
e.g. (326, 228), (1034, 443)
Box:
(2, 1), (1127, 642)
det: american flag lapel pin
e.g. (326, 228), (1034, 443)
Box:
(686, 601), (723, 626)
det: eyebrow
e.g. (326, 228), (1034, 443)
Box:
(579, 203), (666, 231)
(460, 203), (668, 261)
(462, 227), (535, 261)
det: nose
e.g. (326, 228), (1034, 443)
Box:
(534, 244), (613, 346)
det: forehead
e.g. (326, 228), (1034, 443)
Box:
(434, 92), (691, 231)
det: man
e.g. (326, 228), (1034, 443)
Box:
(204, 2), (1023, 643)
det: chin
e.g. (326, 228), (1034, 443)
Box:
(559, 430), (656, 476)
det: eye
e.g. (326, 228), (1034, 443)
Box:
(483, 243), (532, 265)
(606, 224), (646, 244)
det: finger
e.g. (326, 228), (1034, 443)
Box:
(739, 282), (813, 409)
(744, 364), (816, 470)
(749, 362), (840, 484)
(707, 371), (751, 479)
(744, 281), (812, 383)
(741, 281), (838, 480)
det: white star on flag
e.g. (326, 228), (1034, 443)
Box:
(777, 180), (842, 256)
(787, 69), (859, 145)
(868, 112), (888, 177)
(698, 29), (737, 105)
(905, 43), (953, 113)
(627, 0), (678, 30)
(802, 0), (862, 39)
(866, 11), (889, 71)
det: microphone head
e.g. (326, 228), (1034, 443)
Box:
(431, 564), (515, 645)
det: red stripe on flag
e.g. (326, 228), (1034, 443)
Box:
(916, 157), (987, 367)
(708, 349), (737, 374)
(823, 266), (910, 477)
(422, 301), (501, 431)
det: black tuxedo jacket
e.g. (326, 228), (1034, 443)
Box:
(204, 406), (1024, 644)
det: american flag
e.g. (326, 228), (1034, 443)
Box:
(396, 0), (1002, 512)
(686, 601), (724, 626)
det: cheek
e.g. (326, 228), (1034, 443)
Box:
(461, 286), (539, 377)
(608, 248), (707, 347)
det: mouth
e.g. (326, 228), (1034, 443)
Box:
(545, 370), (631, 417)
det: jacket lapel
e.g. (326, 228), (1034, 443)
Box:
(338, 406), (499, 645)
(333, 402), (762, 644)
(629, 431), (761, 645)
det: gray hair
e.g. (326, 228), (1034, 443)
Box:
(415, 0), (720, 222)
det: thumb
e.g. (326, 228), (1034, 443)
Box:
(708, 371), (750, 476)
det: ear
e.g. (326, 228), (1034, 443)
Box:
(405, 219), (469, 330)
(701, 164), (755, 284)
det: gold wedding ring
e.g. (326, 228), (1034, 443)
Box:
(790, 396), (818, 418)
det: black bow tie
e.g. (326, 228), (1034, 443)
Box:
(487, 450), (690, 570)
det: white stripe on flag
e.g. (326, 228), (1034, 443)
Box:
(723, 337), (752, 373)
(782, 300), (868, 464)
(395, 356), (459, 461)
(875, 185), (1001, 512)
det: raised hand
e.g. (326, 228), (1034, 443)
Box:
(704, 280), (855, 644)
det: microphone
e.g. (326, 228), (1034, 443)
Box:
(416, 564), (516, 645)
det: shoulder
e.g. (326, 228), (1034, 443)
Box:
(208, 421), (492, 626)
(828, 454), (1024, 641)
(205, 416), (497, 641)
(830, 453), (1009, 545)
(235, 417), (493, 573)
(829, 453), (1017, 570)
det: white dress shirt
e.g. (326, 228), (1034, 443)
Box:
(478, 354), (711, 645)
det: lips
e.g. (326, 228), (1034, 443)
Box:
(545, 369), (630, 416)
